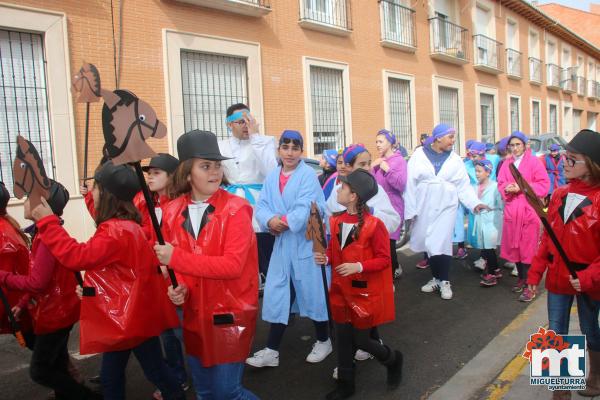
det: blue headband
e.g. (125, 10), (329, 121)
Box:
(432, 123), (456, 140)
(226, 109), (250, 123)
(279, 130), (303, 148)
(377, 129), (396, 145)
(343, 144), (367, 164)
(475, 159), (493, 173)
(323, 149), (338, 168)
(510, 131), (529, 144)
(469, 141), (486, 154)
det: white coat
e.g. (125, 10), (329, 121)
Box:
(404, 147), (480, 257)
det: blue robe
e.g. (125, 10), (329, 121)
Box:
(463, 156), (499, 247)
(470, 181), (503, 249)
(545, 154), (566, 195)
(256, 161), (328, 324)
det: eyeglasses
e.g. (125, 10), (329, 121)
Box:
(508, 143), (523, 148)
(232, 119), (247, 126)
(565, 157), (586, 167)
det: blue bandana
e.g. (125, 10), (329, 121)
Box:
(342, 144), (367, 164)
(510, 131), (528, 144)
(323, 149), (338, 168)
(475, 159), (493, 173)
(377, 129), (396, 145)
(279, 130), (303, 149)
(226, 109), (249, 123)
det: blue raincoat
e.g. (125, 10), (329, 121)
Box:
(256, 161), (328, 324)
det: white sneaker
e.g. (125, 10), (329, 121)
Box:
(306, 339), (332, 363)
(246, 348), (279, 367)
(332, 367), (338, 380)
(421, 278), (440, 293)
(504, 262), (517, 270)
(440, 280), (453, 300)
(511, 266), (518, 277)
(354, 349), (374, 361)
(473, 258), (486, 271)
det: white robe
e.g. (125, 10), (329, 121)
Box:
(326, 182), (400, 234)
(404, 147), (480, 257)
(218, 134), (277, 232)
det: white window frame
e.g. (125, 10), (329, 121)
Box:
(530, 98), (542, 136)
(475, 84), (499, 143)
(561, 43), (572, 69)
(382, 70), (417, 149)
(163, 30), (265, 153)
(507, 93), (522, 133)
(546, 35), (558, 64)
(547, 98), (560, 134)
(0, 3), (92, 239)
(562, 101), (573, 139)
(302, 56), (352, 158)
(528, 28), (540, 59)
(432, 75), (465, 154)
(506, 17), (518, 50)
(472, 0), (495, 37)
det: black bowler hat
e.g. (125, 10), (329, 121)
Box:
(565, 129), (600, 166)
(142, 153), (179, 174)
(339, 169), (379, 204)
(47, 180), (70, 216)
(0, 182), (9, 214)
(92, 161), (140, 201)
(177, 130), (231, 162)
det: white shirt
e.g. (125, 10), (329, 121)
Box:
(564, 193), (587, 223)
(513, 153), (525, 169)
(188, 200), (210, 239)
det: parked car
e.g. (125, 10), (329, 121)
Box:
(529, 133), (567, 155)
(303, 158), (323, 177)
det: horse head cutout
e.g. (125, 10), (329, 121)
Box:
(306, 201), (327, 254)
(12, 136), (51, 209)
(100, 89), (167, 165)
(72, 63), (102, 103)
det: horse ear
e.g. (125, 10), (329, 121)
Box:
(101, 89), (121, 109)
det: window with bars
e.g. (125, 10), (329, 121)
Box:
(181, 51), (249, 140)
(510, 96), (520, 134)
(480, 93), (495, 143)
(573, 109), (582, 135)
(532, 100), (541, 136)
(0, 29), (53, 197)
(549, 104), (558, 134)
(438, 86), (461, 148)
(310, 66), (346, 155)
(388, 77), (413, 150)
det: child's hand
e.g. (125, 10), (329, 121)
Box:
(10, 306), (22, 321)
(168, 284), (188, 305)
(75, 285), (83, 300)
(569, 277), (581, 292)
(336, 263), (361, 277)
(473, 204), (491, 214)
(154, 243), (174, 265)
(80, 183), (88, 196)
(31, 197), (54, 221)
(314, 252), (327, 265)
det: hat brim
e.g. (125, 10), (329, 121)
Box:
(141, 165), (152, 172)
(564, 143), (583, 155)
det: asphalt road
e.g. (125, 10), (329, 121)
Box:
(0, 247), (541, 400)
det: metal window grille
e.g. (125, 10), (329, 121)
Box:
(181, 51), (248, 141)
(0, 29), (53, 197)
(380, 0), (416, 48)
(480, 93), (495, 143)
(549, 104), (558, 134)
(510, 97), (520, 134)
(532, 101), (541, 136)
(474, 35), (502, 71)
(429, 16), (469, 62)
(310, 66), (345, 155)
(438, 86), (461, 148)
(388, 77), (412, 149)
(506, 48), (521, 77)
(573, 109), (581, 134)
(587, 112), (597, 130)
(529, 57), (542, 83)
(300, 0), (351, 30)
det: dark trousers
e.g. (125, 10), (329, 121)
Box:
(516, 262), (530, 280)
(101, 336), (184, 400)
(29, 325), (89, 400)
(429, 255), (452, 281)
(390, 239), (399, 278)
(256, 232), (275, 276)
(481, 248), (498, 274)
(335, 323), (390, 378)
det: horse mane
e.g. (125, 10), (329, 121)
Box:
(16, 141), (50, 188)
(101, 89), (137, 157)
(88, 64), (101, 96)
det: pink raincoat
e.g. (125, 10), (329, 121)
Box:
(497, 149), (550, 264)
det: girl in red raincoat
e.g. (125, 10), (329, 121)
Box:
(153, 130), (259, 400)
(0, 180), (96, 399)
(315, 169), (403, 400)
(527, 130), (600, 400)
(30, 161), (184, 400)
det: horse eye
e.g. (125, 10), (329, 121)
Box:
(20, 162), (26, 169)
(139, 114), (146, 122)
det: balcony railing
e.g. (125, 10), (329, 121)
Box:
(588, 79), (598, 99)
(299, 0), (352, 35)
(379, 0), (416, 51)
(473, 35), (502, 73)
(546, 63), (561, 89)
(506, 48), (521, 79)
(174, 0), (271, 17)
(561, 67), (576, 93)
(428, 17), (469, 64)
(577, 76), (586, 96)
(529, 57), (542, 84)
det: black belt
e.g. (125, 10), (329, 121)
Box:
(548, 253), (588, 271)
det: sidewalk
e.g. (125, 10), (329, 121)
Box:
(428, 291), (598, 400)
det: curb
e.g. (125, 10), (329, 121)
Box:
(427, 291), (548, 400)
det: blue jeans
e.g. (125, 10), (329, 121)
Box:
(188, 356), (259, 400)
(161, 308), (187, 385)
(101, 336), (184, 400)
(547, 292), (600, 351)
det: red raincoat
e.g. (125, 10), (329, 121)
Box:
(36, 215), (178, 354)
(327, 212), (394, 329)
(161, 189), (258, 367)
(528, 180), (600, 300)
(29, 236), (80, 334)
(0, 217), (31, 334)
